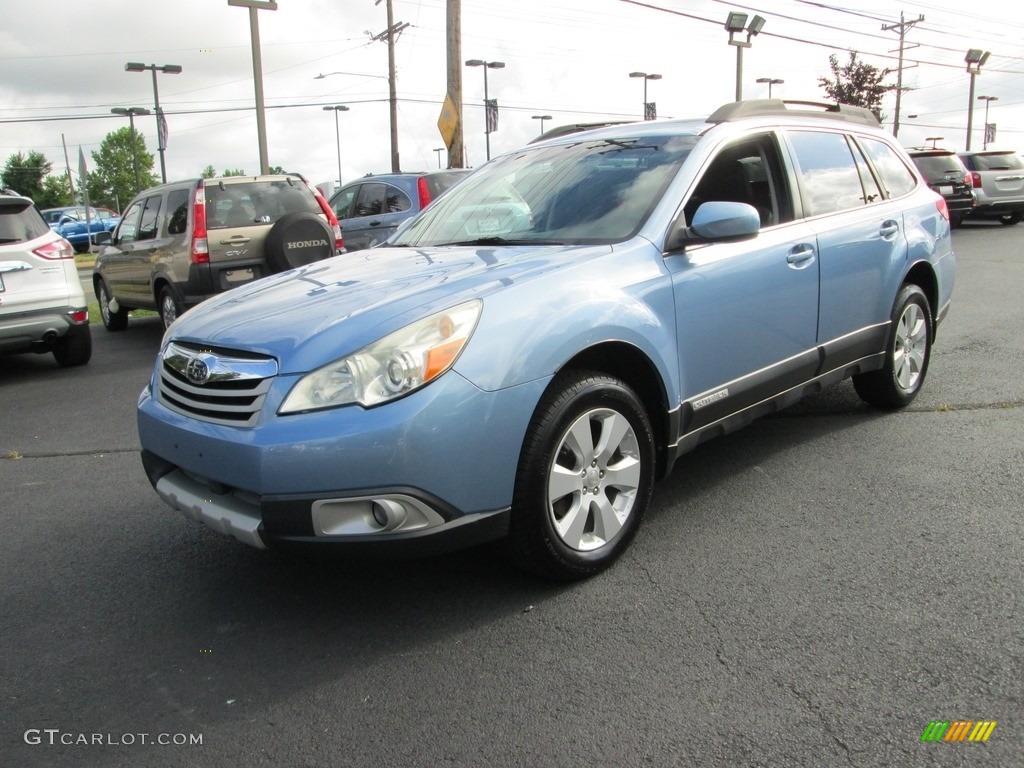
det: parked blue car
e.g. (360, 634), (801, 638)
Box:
(138, 100), (955, 580)
(41, 206), (120, 253)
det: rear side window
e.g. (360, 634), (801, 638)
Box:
(788, 131), (868, 216)
(860, 138), (916, 199)
(0, 199), (50, 243)
(353, 183), (411, 217)
(166, 188), (190, 235)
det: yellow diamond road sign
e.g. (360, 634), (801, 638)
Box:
(437, 93), (459, 149)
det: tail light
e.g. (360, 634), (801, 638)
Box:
(935, 197), (949, 221)
(969, 172), (981, 188)
(33, 238), (74, 260)
(191, 181), (209, 264)
(417, 176), (432, 209)
(309, 183), (344, 252)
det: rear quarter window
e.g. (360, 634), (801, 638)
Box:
(861, 138), (917, 198)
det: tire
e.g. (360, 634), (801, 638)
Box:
(73, 241), (90, 254)
(506, 370), (655, 581)
(263, 212), (335, 273)
(999, 212), (1022, 225)
(159, 285), (183, 330)
(853, 284), (932, 409)
(53, 326), (92, 367)
(96, 280), (128, 331)
(950, 214), (964, 229)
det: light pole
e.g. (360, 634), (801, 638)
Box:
(433, 147), (445, 168)
(755, 77), (783, 98)
(323, 106), (349, 187)
(725, 12), (766, 101)
(124, 62), (181, 183)
(628, 73), (662, 120)
(977, 95), (998, 149)
(532, 114), (553, 135)
(964, 48), (990, 151)
(111, 107), (151, 194)
(465, 59), (505, 161)
(227, 0), (278, 174)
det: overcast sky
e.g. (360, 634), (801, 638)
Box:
(2, 0), (1022, 194)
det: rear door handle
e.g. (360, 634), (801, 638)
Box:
(879, 221), (900, 239)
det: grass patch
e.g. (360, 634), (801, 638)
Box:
(86, 300), (157, 325)
(75, 253), (96, 270)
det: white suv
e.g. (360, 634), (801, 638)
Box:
(0, 192), (92, 367)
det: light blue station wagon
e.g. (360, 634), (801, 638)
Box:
(138, 100), (955, 580)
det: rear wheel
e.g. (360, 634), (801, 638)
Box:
(999, 212), (1022, 225)
(506, 371), (655, 581)
(53, 326), (92, 367)
(96, 280), (128, 331)
(853, 284), (932, 409)
(159, 286), (183, 330)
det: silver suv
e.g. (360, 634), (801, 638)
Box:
(93, 174), (342, 330)
(0, 192), (92, 367)
(957, 150), (1024, 225)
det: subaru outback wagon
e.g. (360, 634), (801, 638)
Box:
(138, 100), (955, 580)
(93, 173), (342, 330)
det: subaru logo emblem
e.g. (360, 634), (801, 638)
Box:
(185, 355), (212, 385)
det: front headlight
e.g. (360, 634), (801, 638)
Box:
(279, 300), (482, 413)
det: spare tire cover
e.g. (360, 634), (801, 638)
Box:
(264, 212), (335, 273)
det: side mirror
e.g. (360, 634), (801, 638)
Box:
(93, 231), (112, 246)
(665, 201), (761, 251)
(60, 215), (75, 225)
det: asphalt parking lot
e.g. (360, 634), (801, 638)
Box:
(1, 221), (1021, 767)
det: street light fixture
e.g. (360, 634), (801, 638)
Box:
(977, 95), (998, 149)
(628, 72), (662, 120)
(323, 106), (350, 187)
(755, 77), (784, 98)
(465, 59), (505, 161)
(532, 114), (553, 135)
(124, 62), (182, 183)
(925, 136), (944, 150)
(111, 107), (151, 195)
(964, 48), (991, 151)
(433, 147), (445, 168)
(725, 12), (766, 101)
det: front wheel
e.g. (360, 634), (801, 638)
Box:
(96, 280), (128, 331)
(507, 371), (655, 581)
(853, 284), (932, 409)
(159, 286), (183, 330)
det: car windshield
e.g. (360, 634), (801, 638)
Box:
(973, 152), (1024, 172)
(391, 134), (696, 247)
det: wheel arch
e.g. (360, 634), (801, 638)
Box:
(903, 261), (939, 334)
(556, 341), (673, 480)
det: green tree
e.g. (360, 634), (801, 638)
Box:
(1, 151), (52, 201)
(37, 174), (74, 209)
(200, 165), (217, 179)
(268, 165), (285, 174)
(222, 168), (246, 177)
(818, 52), (895, 121)
(86, 127), (159, 208)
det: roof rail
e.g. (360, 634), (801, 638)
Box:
(529, 120), (637, 144)
(706, 99), (880, 127)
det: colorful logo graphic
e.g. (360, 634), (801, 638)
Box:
(921, 720), (997, 743)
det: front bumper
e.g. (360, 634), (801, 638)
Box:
(138, 366), (548, 554)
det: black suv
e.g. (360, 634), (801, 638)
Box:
(907, 149), (975, 228)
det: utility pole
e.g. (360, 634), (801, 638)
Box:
(446, 0), (464, 168)
(882, 12), (923, 140)
(373, 0), (406, 172)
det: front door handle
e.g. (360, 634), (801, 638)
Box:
(786, 245), (816, 267)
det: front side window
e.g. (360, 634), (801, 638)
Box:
(684, 133), (792, 227)
(393, 134), (697, 247)
(788, 131), (868, 216)
(117, 201), (144, 244)
(137, 195), (162, 241)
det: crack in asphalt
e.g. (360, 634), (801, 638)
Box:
(2, 447), (139, 460)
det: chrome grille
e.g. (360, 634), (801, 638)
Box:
(158, 342), (278, 427)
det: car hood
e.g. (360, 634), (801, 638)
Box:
(169, 243), (612, 373)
